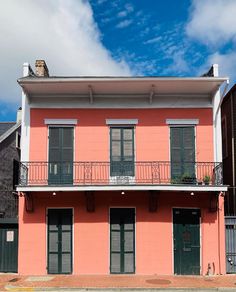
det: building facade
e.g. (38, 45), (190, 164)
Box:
(17, 60), (228, 275)
(0, 114), (21, 272)
(221, 84), (236, 273)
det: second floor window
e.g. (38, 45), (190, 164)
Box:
(170, 126), (195, 182)
(110, 127), (134, 177)
(48, 127), (73, 185)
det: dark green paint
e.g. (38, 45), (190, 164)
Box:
(173, 208), (200, 275)
(110, 208), (135, 274)
(110, 127), (134, 177)
(48, 127), (73, 185)
(170, 127), (195, 182)
(47, 209), (72, 274)
(0, 224), (18, 272)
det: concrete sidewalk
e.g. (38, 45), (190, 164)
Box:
(1, 274), (236, 291)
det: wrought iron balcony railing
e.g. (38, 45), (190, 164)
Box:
(18, 161), (223, 187)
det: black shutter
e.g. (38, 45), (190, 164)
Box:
(13, 159), (19, 189)
(48, 127), (73, 184)
(49, 128), (61, 184)
(110, 128), (134, 176)
(61, 128), (73, 184)
(170, 127), (195, 181)
(110, 208), (135, 274)
(48, 209), (72, 274)
(170, 127), (182, 180)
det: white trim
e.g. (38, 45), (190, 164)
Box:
(166, 119), (199, 125)
(18, 76), (229, 83)
(16, 185), (228, 192)
(106, 119), (138, 125)
(21, 63), (31, 162)
(44, 119), (78, 125)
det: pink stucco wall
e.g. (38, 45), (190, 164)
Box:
(29, 108), (214, 163)
(18, 191), (225, 275)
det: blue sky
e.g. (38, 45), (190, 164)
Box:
(0, 0), (236, 122)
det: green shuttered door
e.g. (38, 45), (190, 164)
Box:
(173, 208), (200, 275)
(170, 127), (195, 181)
(48, 127), (73, 184)
(110, 128), (134, 176)
(110, 208), (135, 274)
(47, 209), (72, 274)
(0, 224), (18, 272)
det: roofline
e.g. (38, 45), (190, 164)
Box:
(222, 83), (236, 103)
(0, 122), (21, 144)
(17, 76), (229, 85)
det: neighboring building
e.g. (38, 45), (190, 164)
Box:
(221, 84), (236, 273)
(17, 60), (228, 276)
(0, 111), (21, 272)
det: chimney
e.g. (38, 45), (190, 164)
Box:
(17, 107), (22, 123)
(35, 60), (49, 77)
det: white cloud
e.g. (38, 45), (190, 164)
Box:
(186, 0), (236, 47)
(0, 0), (132, 105)
(204, 51), (236, 81)
(116, 19), (133, 29)
(117, 3), (134, 18)
(144, 36), (162, 45)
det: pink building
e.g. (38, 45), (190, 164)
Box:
(17, 60), (228, 276)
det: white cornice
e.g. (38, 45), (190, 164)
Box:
(44, 119), (78, 125)
(166, 119), (199, 125)
(106, 119), (138, 125)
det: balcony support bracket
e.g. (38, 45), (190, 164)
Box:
(149, 190), (159, 212)
(209, 192), (219, 212)
(85, 191), (95, 212)
(24, 192), (34, 213)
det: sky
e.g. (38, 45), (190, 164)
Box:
(0, 0), (236, 122)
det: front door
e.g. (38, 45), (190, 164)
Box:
(47, 209), (72, 274)
(110, 208), (135, 273)
(173, 208), (200, 275)
(48, 127), (73, 185)
(0, 224), (18, 272)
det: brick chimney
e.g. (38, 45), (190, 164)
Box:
(35, 60), (49, 77)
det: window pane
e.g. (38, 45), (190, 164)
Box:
(112, 141), (121, 157)
(123, 141), (133, 157)
(62, 128), (73, 147)
(112, 128), (121, 140)
(123, 129), (133, 140)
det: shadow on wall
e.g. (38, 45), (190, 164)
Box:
(21, 191), (218, 224)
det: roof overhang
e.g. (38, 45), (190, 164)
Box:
(17, 76), (229, 100)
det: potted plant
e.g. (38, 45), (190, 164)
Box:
(181, 173), (195, 184)
(203, 175), (211, 185)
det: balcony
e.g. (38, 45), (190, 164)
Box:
(17, 161), (224, 192)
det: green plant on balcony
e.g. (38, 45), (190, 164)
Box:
(203, 175), (211, 185)
(181, 173), (195, 184)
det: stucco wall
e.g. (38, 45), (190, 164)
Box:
(29, 108), (214, 163)
(18, 191), (225, 275)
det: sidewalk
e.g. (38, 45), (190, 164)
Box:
(1, 274), (236, 291)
